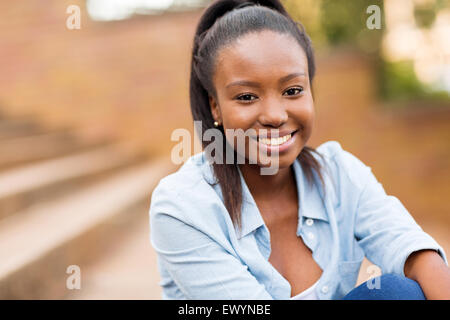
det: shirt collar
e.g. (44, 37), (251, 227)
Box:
(200, 153), (329, 240)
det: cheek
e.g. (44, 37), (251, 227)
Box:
(293, 96), (315, 130)
(221, 105), (254, 130)
(305, 102), (315, 125)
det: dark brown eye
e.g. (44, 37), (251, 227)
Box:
(284, 87), (303, 96)
(236, 94), (257, 101)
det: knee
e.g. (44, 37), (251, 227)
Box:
(343, 273), (426, 300)
(379, 273), (410, 285)
(380, 273), (425, 299)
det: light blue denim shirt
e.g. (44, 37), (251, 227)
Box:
(149, 140), (447, 299)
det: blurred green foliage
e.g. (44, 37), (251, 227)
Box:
(320, 0), (384, 50)
(379, 60), (450, 103)
(283, 0), (384, 53)
(413, 0), (448, 29)
(282, 0), (449, 105)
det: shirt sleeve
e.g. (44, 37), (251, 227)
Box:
(149, 182), (274, 300)
(332, 142), (448, 277)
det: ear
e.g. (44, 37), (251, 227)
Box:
(209, 95), (221, 123)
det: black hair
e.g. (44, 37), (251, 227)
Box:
(189, 0), (326, 236)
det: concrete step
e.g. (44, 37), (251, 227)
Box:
(0, 143), (148, 221)
(0, 115), (45, 140)
(0, 158), (175, 299)
(64, 202), (162, 300)
(0, 128), (113, 171)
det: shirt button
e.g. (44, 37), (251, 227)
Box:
(305, 218), (314, 226)
(321, 285), (329, 294)
(307, 232), (314, 240)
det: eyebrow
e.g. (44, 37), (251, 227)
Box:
(225, 72), (306, 89)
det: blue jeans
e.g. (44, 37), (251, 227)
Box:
(343, 273), (426, 300)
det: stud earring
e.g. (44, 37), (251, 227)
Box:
(214, 121), (219, 127)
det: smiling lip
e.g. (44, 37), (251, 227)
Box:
(250, 129), (298, 140)
(252, 130), (298, 153)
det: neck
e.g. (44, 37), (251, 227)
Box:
(238, 161), (296, 200)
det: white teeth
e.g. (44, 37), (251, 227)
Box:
(259, 133), (292, 146)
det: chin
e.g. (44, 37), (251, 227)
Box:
(252, 149), (299, 171)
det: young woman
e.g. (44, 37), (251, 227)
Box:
(149, 0), (450, 299)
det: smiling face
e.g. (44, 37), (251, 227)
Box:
(209, 30), (315, 170)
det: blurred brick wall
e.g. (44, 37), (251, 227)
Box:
(0, 0), (201, 156)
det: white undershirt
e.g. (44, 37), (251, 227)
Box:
(289, 279), (320, 300)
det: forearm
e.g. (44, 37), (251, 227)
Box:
(404, 249), (450, 300)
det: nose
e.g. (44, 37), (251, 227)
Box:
(258, 97), (288, 128)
